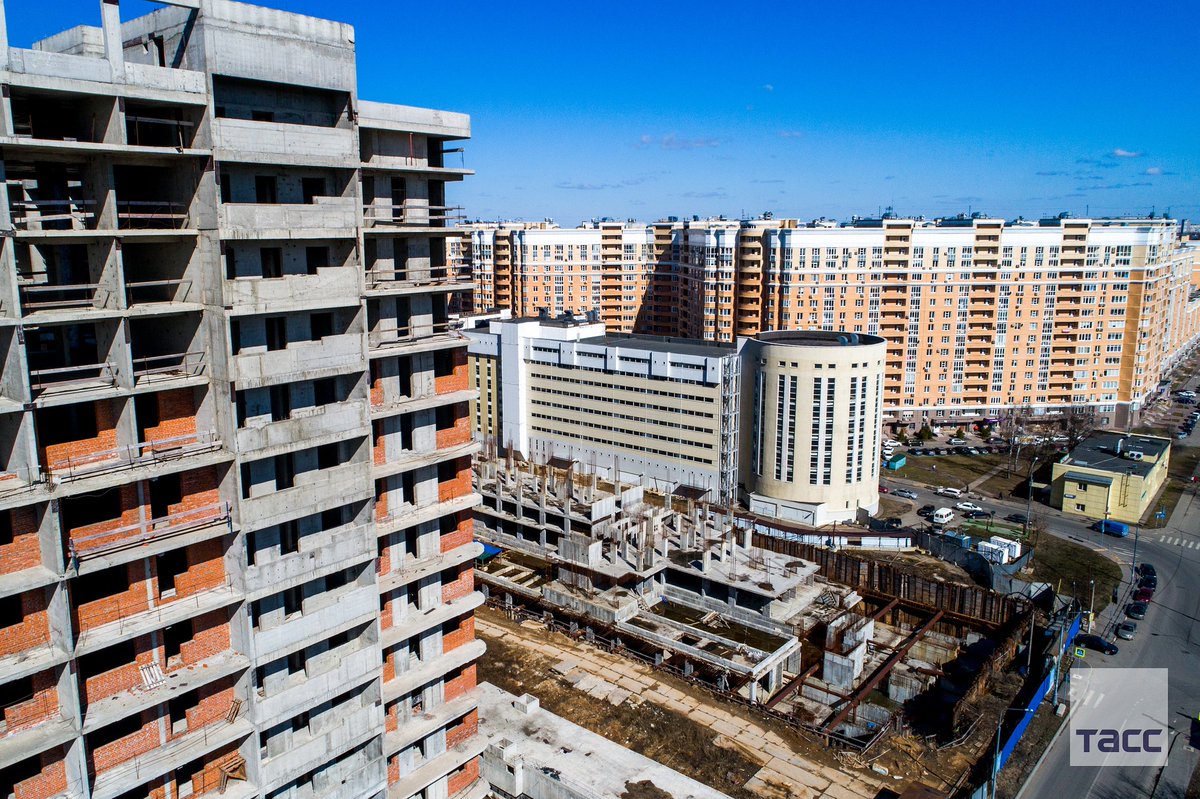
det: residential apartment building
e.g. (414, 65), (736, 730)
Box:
(462, 315), (740, 504)
(0, 4), (483, 799)
(463, 216), (1200, 428)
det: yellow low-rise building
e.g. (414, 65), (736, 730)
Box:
(1050, 431), (1172, 524)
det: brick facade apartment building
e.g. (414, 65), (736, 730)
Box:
(0, 3), (484, 799)
(460, 217), (1200, 428)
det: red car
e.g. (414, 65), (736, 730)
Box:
(879, 485), (890, 494)
(1134, 587), (1155, 603)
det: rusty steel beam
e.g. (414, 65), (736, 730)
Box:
(765, 662), (820, 710)
(868, 598), (899, 623)
(822, 610), (944, 732)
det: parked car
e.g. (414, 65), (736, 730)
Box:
(1075, 634), (1118, 655)
(1134, 587), (1155, 603)
(883, 517), (904, 531)
(1126, 602), (1148, 620)
(1091, 519), (1130, 537)
(917, 505), (937, 518)
(964, 510), (991, 520)
(936, 487), (963, 498)
(894, 489), (919, 500)
(1139, 575), (1158, 590)
(1178, 432), (1190, 440)
(1137, 563), (1157, 577)
(1116, 622), (1138, 640)
(879, 485), (890, 494)
(1005, 513), (1029, 524)
(936, 448), (951, 456)
(931, 508), (955, 525)
(955, 501), (984, 512)
(966, 447), (981, 455)
(948, 437), (967, 445)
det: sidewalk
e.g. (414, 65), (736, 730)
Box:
(476, 612), (892, 799)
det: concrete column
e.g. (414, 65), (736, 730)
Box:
(0, 0), (10, 71)
(100, 0), (126, 82)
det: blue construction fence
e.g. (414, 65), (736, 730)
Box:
(994, 610), (1083, 777)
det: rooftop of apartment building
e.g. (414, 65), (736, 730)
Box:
(576, 332), (735, 358)
(1060, 430), (1172, 478)
(753, 330), (887, 348)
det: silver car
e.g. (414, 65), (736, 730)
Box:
(1116, 622), (1138, 640)
(893, 489), (919, 500)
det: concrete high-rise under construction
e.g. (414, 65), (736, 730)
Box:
(0, 3), (484, 799)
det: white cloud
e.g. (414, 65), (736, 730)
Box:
(1111, 148), (1142, 158)
(763, 83), (774, 92)
(1144, 166), (1163, 176)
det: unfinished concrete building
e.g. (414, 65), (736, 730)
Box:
(474, 458), (1027, 751)
(0, 3), (483, 799)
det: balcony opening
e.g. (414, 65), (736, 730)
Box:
(25, 321), (113, 392)
(122, 240), (196, 305)
(255, 176), (277, 205)
(124, 101), (200, 149)
(129, 315), (204, 384)
(265, 317), (287, 351)
(0, 754), (47, 799)
(261, 247), (283, 279)
(78, 639), (136, 695)
(88, 710), (143, 753)
(279, 520), (299, 555)
(0, 675), (34, 731)
(175, 759), (203, 799)
(156, 548), (187, 598)
(310, 312), (333, 340)
(15, 242), (104, 312)
(306, 246), (329, 275)
(167, 690), (198, 734)
(73, 565), (129, 608)
(113, 165), (192, 230)
(6, 161), (93, 232)
(301, 178), (325, 205)
(60, 488), (122, 545)
(212, 76), (349, 128)
(283, 586), (302, 618)
(10, 88), (112, 143)
(269, 384), (291, 422)
(149, 474), (183, 521)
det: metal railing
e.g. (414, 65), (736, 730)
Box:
(362, 203), (464, 226)
(125, 278), (193, 305)
(366, 266), (471, 288)
(29, 361), (117, 391)
(116, 200), (190, 230)
(18, 282), (103, 311)
(131, 350), (206, 381)
(68, 501), (231, 562)
(43, 430), (220, 481)
(368, 321), (460, 349)
(10, 198), (96, 230)
(125, 116), (196, 149)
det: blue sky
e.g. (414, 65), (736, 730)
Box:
(10, 0), (1199, 226)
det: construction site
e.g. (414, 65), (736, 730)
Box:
(472, 455), (1033, 764)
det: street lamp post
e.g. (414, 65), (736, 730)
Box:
(1088, 579), (1096, 633)
(992, 706), (1035, 799)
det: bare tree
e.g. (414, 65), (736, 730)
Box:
(1064, 404), (1097, 449)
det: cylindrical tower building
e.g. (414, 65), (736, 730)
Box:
(738, 330), (887, 526)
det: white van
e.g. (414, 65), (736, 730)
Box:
(931, 508), (955, 525)
(935, 487), (963, 498)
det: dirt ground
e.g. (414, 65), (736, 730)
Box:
(994, 701), (1065, 799)
(475, 605), (1018, 797)
(478, 613), (764, 798)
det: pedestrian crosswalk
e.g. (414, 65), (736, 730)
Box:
(1158, 535), (1199, 548)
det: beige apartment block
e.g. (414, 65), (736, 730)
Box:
(0, 3), (484, 799)
(463, 216), (1200, 428)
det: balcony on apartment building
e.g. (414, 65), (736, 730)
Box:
(7, 161), (99, 234)
(365, 257), (471, 298)
(59, 466), (229, 575)
(112, 166), (195, 232)
(0, 669), (76, 776)
(24, 320), (118, 398)
(384, 691), (478, 764)
(84, 681), (252, 799)
(367, 296), (462, 356)
(122, 240), (199, 309)
(0, 744), (69, 799)
(244, 517), (373, 602)
(358, 115), (472, 179)
(14, 242), (118, 320)
(387, 734), (485, 799)
(235, 376), (366, 457)
(369, 352), (475, 421)
(379, 585), (483, 655)
(258, 684), (383, 793)
(251, 622), (380, 731)
(231, 308), (364, 389)
(34, 391), (221, 486)
(223, 241), (359, 314)
(77, 611), (246, 736)
(237, 440), (372, 529)
(129, 315), (207, 388)
(363, 202), (464, 231)
(249, 564), (378, 667)
(371, 408), (478, 483)
(217, 169), (357, 239)
(375, 462), (477, 544)
(0, 589), (66, 684)
(70, 539), (239, 655)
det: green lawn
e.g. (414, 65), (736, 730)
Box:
(1028, 531), (1122, 613)
(890, 453), (1005, 491)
